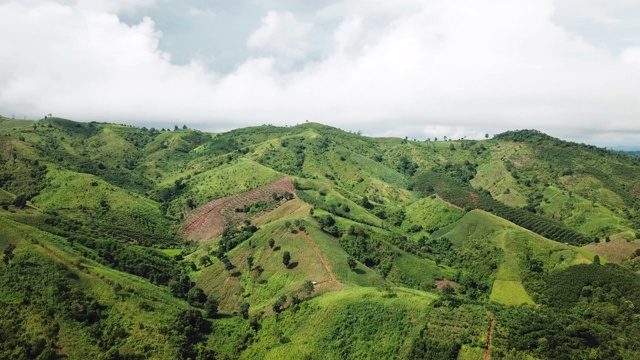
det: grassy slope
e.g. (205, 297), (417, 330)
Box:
(3, 120), (640, 359)
(435, 210), (591, 305)
(240, 287), (438, 360)
(0, 215), (187, 358)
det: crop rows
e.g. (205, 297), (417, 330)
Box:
(414, 171), (591, 245)
(181, 177), (296, 242)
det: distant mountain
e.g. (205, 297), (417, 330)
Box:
(1, 119), (640, 359)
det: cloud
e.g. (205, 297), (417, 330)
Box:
(247, 11), (312, 63)
(1, 0), (640, 145)
(186, 7), (215, 17)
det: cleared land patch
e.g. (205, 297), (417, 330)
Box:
(181, 177), (296, 242)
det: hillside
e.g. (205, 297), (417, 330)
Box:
(2, 118), (640, 359)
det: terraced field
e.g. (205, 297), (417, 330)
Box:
(181, 177), (296, 242)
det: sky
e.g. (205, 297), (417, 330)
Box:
(1, 0), (640, 146)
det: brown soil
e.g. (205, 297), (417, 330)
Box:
(434, 279), (458, 291)
(484, 311), (494, 360)
(181, 177), (297, 242)
(470, 192), (479, 208)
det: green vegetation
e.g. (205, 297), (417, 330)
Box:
(2, 119), (640, 359)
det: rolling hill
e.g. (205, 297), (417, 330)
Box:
(1, 117), (640, 359)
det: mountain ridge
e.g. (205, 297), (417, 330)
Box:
(2, 117), (640, 359)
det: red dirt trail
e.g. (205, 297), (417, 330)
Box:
(299, 230), (338, 283)
(484, 311), (495, 360)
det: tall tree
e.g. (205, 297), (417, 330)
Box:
(283, 251), (291, 267)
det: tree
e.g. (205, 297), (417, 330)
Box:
(593, 255), (601, 265)
(186, 287), (207, 307)
(302, 280), (314, 295)
(13, 195), (27, 208)
(268, 239), (275, 249)
(247, 256), (253, 270)
(485, 133), (489, 139)
(283, 251), (291, 267)
(273, 295), (287, 313)
(360, 196), (373, 209)
(186, 198), (196, 209)
(204, 298), (219, 318)
(175, 309), (210, 344)
(442, 284), (456, 296)
(3, 243), (15, 264)
(223, 257), (234, 271)
(239, 302), (250, 319)
(347, 256), (357, 271)
(169, 272), (193, 298)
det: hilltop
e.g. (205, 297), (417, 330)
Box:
(2, 117), (640, 359)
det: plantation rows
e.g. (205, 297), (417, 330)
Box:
(181, 177), (296, 242)
(414, 171), (591, 245)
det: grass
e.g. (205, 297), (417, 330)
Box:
(240, 286), (437, 360)
(471, 160), (527, 207)
(584, 236), (640, 263)
(182, 158), (283, 205)
(0, 214), (188, 358)
(0, 118), (36, 130)
(404, 195), (464, 232)
(0, 189), (14, 203)
(541, 186), (632, 238)
(434, 210), (595, 305)
(490, 280), (535, 305)
(33, 167), (172, 234)
(458, 345), (487, 360)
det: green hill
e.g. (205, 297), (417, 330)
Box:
(2, 119), (640, 359)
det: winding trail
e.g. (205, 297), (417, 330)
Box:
(484, 311), (495, 360)
(299, 230), (338, 283)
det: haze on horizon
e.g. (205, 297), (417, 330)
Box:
(1, 0), (639, 146)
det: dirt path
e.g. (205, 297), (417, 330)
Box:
(435, 194), (464, 211)
(470, 192), (479, 208)
(484, 311), (495, 360)
(299, 230), (338, 283)
(39, 244), (98, 279)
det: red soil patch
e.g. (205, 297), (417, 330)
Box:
(434, 279), (458, 291)
(181, 177), (297, 242)
(470, 192), (479, 208)
(299, 230), (338, 284)
(484, 311), (495, 360)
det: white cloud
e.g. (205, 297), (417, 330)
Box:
(247, 11), (312, 63)
(1, 0), (640, 145)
